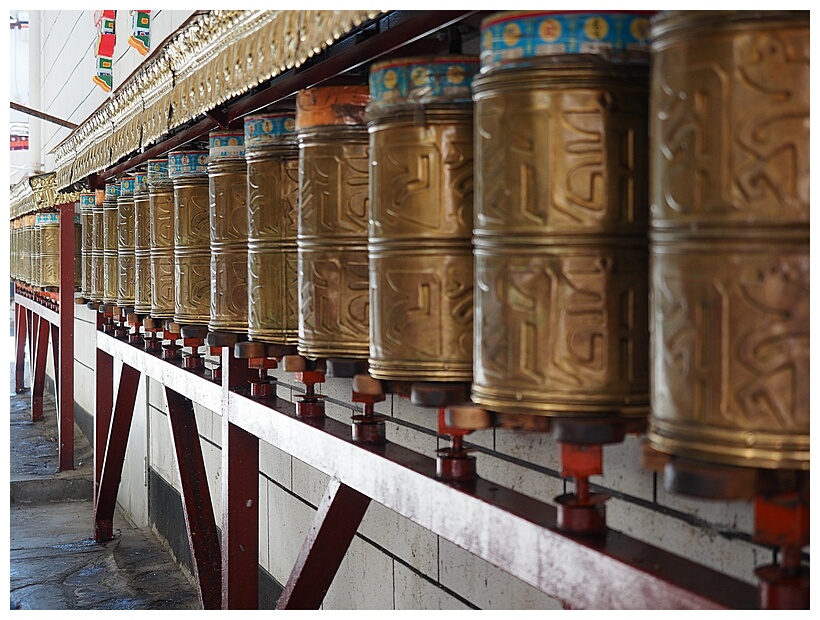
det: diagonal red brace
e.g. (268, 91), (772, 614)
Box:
(30, 313), (50, 422)
(14, 302), (28, 392)
(165, 387), (222, 609)
(94, 363), (141, 541)
(276, 478), (371, 609)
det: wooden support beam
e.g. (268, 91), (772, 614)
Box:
(221, 419), (259, 609)
(94, 363), (141, 541)
(276, 479), (371, 609)
(14, 302), (28, 392)
(30, 313), (50, 422)
(58, 201), (76, 471)
(165, 387), (222, 609)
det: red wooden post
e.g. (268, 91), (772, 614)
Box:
(165, 387), (222, 609)
(50, 323), (59, 409)
(14, 302), (28, 392)
(30, 313), (50, 422)
(276, 479), (371, 609)
(94, 363), (141, 541)
(58, 202), (76, 471)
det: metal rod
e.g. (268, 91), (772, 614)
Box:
(221, 420), (259, 609)
(10, 100), (79, 129)
(277, 479), (371, 609)
(165, 387), (222, 609)
(94, 363), (141, 541)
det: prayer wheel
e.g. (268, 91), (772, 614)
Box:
(169, 149), (211, 325)
(647, 11), (809, 471)
(208, 130), (248, 333)
(36, 211), (60, 289)
(102, 182), (120, 304)
(245, 113), (300, 345)
(148, 159), (175, 319)
(366, 56), (478, 382)
(296, 85), (371, 359)
(133, 170), (152, 314)
(471, 11), (651, 418)
(116, 176), (136, 308)
(90, 190), (105, 302)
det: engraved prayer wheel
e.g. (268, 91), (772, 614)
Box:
(26, 215), (35, 286)
(133, 170), (152, 314)
(102, 182), (120, 304)
(366, 56), (478, 382)
(169, 149), (211, 325)
(148, 159), (175, 318)
(36, 211), (60, 289)
(117, 176), (136, 308)
(471, 11), (651, 418)
(647, 11), (809, 470)
(245, 113), (300, 345)
(32, 215), (42, 288)
(90, 191), (105, 301)
(296, 85), (371, 359)
(208, 130), (248, 333)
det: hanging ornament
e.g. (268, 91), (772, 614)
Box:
(93, 10), (117, 92)
(128, 10), (151, 55)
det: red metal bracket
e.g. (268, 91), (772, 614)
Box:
(95, 318), (114, 509)
(14, 302), (28, 392)
(30, 313), (50, 422)
(277, 479), (371, 609)
(165, 387), (222, 609)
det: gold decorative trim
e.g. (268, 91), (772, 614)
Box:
(53, 10), (383, 191)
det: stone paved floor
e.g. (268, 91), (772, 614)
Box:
(9, 307), (200, 610)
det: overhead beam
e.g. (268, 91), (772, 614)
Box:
(11, 101), (78, 129)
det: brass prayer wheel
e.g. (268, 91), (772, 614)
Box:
(90, 191), (105, 301)
(117, 176), (136, 308)
(36, 211), (60, 289)
(647, 11), (809, 470)
(32, 215), (42, 288)
(296, 85), (371, 359)
(208, 130), (248, 333)
(25, 215), (35, 286)
(133, 171), (152, 314)
(471, 15), (651, 418)
(245, 113), (300, 345)
(169, 149), (211, 325)
(366, 56), (479, 382)
(148, 159), (175, 318)
(102, 182), (120, 304)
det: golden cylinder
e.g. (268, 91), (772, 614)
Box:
(296, 86), (371, 359)
(90, 191), (105, 302)
(367, 56), (479, 381)
(133, 172), (152, 314)
(169, 150), (211, 325)
(148, 159), (175, 318)
(647, 11), (809, 470)
(32, 219), (42, 288)
(25, 218), (34, 285)
(102, 183), (120, 304)
(208, 131), (248, 333)
(471, 58), (650, 418)
(245, 113), (300, 345)
(117, 177), (136, 307)
(37, 212), (60, 289)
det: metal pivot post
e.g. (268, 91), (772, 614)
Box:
(142, 317), (164, 353)
(180, 324), (208, 371)
(350, 374), (388, 444)
(283, 355), (325, 418)
(126, 312), (145, 346)
(162, 320), (182, 360)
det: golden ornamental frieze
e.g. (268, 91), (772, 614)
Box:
(53, 10), (382, 192)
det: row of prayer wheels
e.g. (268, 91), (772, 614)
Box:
(32, 9), (807, 484)
(13, 10), (807, 606)
(9, 211), (81, 290)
